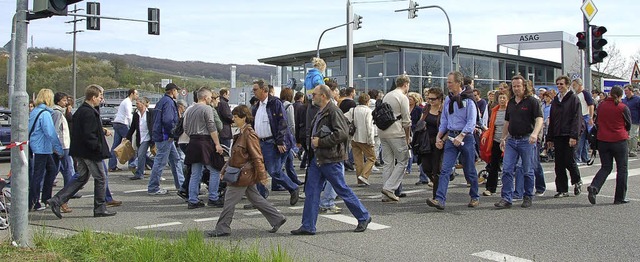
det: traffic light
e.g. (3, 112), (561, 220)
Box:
(408, 0), (418, 19)
(148, 8), (160, 35)
(591, 25), (608, 63)
(575, 31), (587, 50)
(31, 0), (83, 18)
(86, 2), (100, 30)
(353, 14), (362, 30)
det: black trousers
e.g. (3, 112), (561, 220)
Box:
(553, 136), (582, 193)
(486, 140), (502, 193)
(591, 140), (628, 202)
(421, 145), (443, 199)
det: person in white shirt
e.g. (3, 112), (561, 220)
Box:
(126, 97), (155, 180)
(108, 88), (138, 172)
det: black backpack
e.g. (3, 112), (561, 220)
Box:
(171, 116), (185, 139)
(372, 102), (401, 130)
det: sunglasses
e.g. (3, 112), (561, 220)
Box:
(427, 97), (439, 101)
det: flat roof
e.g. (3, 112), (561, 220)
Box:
(259, 39), (561, 68)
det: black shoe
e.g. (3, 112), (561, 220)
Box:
(574, 181), (583, 196)
(554, 192), (569, 198)
(521, 196), (532, 208)
(47, 199), (62, 219)
(426, 199), (445, 210)
(494, 199), (512, 209)
(290, 228), (315, 235)
(587, 186), (597, 205)
(271, 187), (287, 192)
(188, 201), (205, 209)
(354, 217), (372, 232)
(70, 194), (82, 199)
(415, 181), (429, 185)
(108, 167), (122, 172)
(397, 193), (407, 198)
(290, 187), (300, 206)
(129, 176), (142, 180)
(207, 231), (230, 237)
(268, 218), (287, 233)
(94, 210), (117, 217)
(614, 199), (630, 204)
(177, 191), (189, 201)
(243, 204), (256, 209)
(207, 199), (224, 208)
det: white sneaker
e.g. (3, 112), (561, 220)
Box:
(357, 176), (371, 186)
(535, 191), (545, 197)
(148, 188), (168, 195)
(160, 177), (166, 181)
(299, 192), (306, 199)
(371, 166), (379, 172)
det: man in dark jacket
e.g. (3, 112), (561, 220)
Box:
(148, 83), (184, 195)
(48, 84), (116, 218)
(251, 79), (299, 205)
(291, 84), (371, 235)
(293, 92), (307, 165)
(217, 88), (233, 148)
(547, 76), (583, 198)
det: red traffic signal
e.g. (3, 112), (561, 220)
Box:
(576, 32), (587, 50)
(592, 26), (607, 38)
(591, 25), (608, 63)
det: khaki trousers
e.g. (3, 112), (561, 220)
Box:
(351, 141), (376, 184)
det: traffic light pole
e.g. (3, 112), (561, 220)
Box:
(66, 5), (84, 101)
(583, 6), (592, 92)
(346, 0), (354, 87)
(317, 22), (354, 58)
(10, 0), (32, 247)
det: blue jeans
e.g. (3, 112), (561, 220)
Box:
(256, 140), (298, 198)
(301, 157), (369, 233)
(514, 142), (546, 197)
(320, 165), (343, 208)
(58, 149), (76, 188)
(30, 153), (59, 209)
(101, 161), (114, 202)
(108, 123), (136, 170)
(133, 141), (155, 178)
(501, 137), (535, 202)
(148, 140), (184, 193)
(189, 163), (220, 203)
(435, 135), (479, 206)
(575, 115), (591, 163)
(283, 149), (301, 184)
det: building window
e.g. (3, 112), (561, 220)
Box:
(458, 55), (473, 78)
(404, 50), (420, 76)
(422, 51), (443, 79)
(385, 52), (400, 76)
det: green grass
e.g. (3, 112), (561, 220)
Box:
(0, 229), (293, 262)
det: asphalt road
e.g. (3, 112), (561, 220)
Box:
(2, 131), (640, 261)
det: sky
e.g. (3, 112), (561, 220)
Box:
(0, 0), (638, 67)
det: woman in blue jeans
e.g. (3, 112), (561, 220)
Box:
(587, 86), (631, 205)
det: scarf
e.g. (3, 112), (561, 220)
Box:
(448, 86), (475, 114)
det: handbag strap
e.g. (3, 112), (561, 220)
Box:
(29, 109), (47, 139)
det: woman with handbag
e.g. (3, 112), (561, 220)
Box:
(345, 93), (375, 186)
(481, 91), (509, 196)
(417, 88), (444, 199)
(208, 105), (287, 237)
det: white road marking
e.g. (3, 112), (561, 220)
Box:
(194, 217), (219, 222)
(472, 250), (532, 262)
(401, 189), (426, 194)
(123, 189), (148, 193)
(134, 222), (182, 230)
(289, 206), (304, 210)
(320, 214), (390, 230)
(545, 168), (640, 190)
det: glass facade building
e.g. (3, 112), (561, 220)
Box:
(259, 40), (562, 96)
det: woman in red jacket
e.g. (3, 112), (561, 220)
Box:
(587, 86), (631, 205)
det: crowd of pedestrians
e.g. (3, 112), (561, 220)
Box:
(23, 58), (634, 237)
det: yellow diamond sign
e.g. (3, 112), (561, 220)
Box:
(581, 0), (598, 22)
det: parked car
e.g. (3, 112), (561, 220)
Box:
(0, 109), (11, 159)
(100, 106), (117, 126)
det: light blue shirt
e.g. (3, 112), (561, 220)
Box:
(438, 95), (477, 134)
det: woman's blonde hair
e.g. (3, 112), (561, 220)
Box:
(35, 88), (54, 107)
(407, 92), (422, 104)
(312, 57), (326, 72)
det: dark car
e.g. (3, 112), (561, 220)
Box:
(100, 106), (117, 126)
(0, 109), (11, 158)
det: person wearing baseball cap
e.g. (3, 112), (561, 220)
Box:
(147, 82), (185, 195)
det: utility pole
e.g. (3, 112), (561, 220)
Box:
(10, 0), (32, 247)
(346, 0), (354, 87)
(66, 5), (84, 101)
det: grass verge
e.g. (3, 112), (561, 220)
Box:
(0, 229), (293, 261)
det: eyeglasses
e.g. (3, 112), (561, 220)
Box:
(427, 97), (439, 101)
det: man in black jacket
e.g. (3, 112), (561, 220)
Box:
(291, 84), (371, 235)
(48, 84), (116, 218)
(217, 88), (233, 148)
(547, 76), (583, 198)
